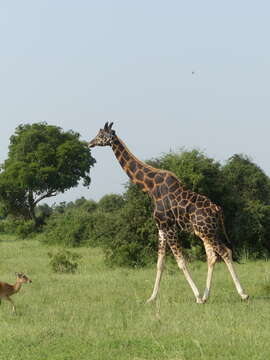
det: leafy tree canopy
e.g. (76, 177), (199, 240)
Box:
(0, 122), (96, 221)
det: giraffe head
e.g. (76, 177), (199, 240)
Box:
(88, 122), (116, 148)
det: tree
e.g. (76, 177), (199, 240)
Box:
(98, 194), (124, 212)
(0, 122), (96, 223)
(221, 154), (270, 256)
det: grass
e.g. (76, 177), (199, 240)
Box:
(0, 235), (270, 359)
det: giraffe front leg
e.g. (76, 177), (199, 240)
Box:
(167, 233), (203, 304)
(146, 230), (166, 303)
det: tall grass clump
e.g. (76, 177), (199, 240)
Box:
(48, 249), (82, 273)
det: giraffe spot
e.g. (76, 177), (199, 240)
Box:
(113, 139), (120, 145)
(197, 215), (203, 221)
(177, 207), (185, 216)
(197, 221), (204, 227)
(117, 143), (124, 151)
(145, 178), (154, 189)
(156, 200), (164, 212)
(171, 199), (178, 207)
(155, 174), (164, 184)
(154, 211), (167, 222)
(180, 199), (188, 207)
(174, 189), (181, 197)
(204, 199), (210, 207)
(178, 221), (186, 230)
(165, 176), (175, 186)
(152, 187), (161, 199)
(159, 184), (168, 195)
(196, 209), (206, 216)
(170, 182), (180, 192)
(172, 207), (178, 217)
(190, 194), (197, 203)
(182, 191), (188, 199)
(187, 191), (195, 199)
(196, 201), (203, 208)
(148, 171), (156, 178)
(143, 167), (150, 173)
(206, 208), (213, 216)
(186, 203), (196, 213)
(115, 150), (121, 158)
(197, 195), (205, 202)
(129, 161), (137, 172)
(123, 151), (130, 161)
(119, 158), (125, 167)
(136, 171), (144, 181)
(126, 170), (133, 179)
(136, 182), (145, 190)
(162, 196), (171, 210)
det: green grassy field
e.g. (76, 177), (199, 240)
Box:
(0, 236), (270, 360)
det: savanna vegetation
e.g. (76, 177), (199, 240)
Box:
(1, 123), (270, 266)
(1, 237), (270, 360)
(1, 122), (270, 359)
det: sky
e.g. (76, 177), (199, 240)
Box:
(1, 1), (270, 204)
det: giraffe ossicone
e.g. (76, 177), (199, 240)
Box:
(89, 123), (249, 303)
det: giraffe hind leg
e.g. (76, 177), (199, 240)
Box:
(166, 231), (203, 304)
(202, 242), (218, 302)
(214, 242), (249, 300)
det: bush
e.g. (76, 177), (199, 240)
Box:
(100, 185), (157, 267)
(0, 218), (37, 238)
(48, 249), (81, 273)
(41, 208), (92, 247)
(15, 219), (36, 238)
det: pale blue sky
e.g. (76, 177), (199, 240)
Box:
(1, 1), (270, 203)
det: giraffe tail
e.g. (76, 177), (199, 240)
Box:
(217, 206), (242, 263)
(218, 208), (231, 245)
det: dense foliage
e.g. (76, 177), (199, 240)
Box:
(0, 123), (95, 223)
(1, 147), (270, 267)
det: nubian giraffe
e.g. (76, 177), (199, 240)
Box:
(89, 122), (249, 303)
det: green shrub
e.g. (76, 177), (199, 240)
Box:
(48, 249), (81, 273)
(15, 220), (36, 238)
(0, 218), (37, 238)
(41, 208), (91, 247)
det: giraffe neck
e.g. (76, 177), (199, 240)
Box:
(111, 136), (157, 192)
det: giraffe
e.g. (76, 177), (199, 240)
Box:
(88, 122), (249, 303)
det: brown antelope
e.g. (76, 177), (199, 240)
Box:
(0, 272), (32, 313)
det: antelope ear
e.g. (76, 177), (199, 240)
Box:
(104, 122), (109, 130)
(108, 122), (114, 130)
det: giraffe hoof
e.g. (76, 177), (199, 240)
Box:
(196, 297), (205, 304)
(241, 294), (249, 301)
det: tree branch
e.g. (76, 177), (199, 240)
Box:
(33, 191), (57, 206)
